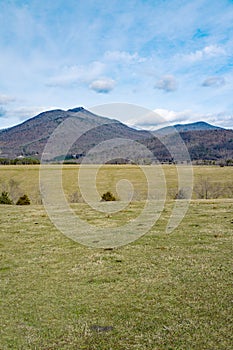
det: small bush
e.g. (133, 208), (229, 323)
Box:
(101, 191), (116, 201)
(175, 188), (189, 199)
(16, 194), (30, 205)
(0, 191), (13, 204)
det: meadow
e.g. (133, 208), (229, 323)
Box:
(0, 165), (232, 349)
(0, 164), (233, 204)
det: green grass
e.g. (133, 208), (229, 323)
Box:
(0, 198), (232, 349)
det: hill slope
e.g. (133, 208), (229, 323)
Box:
(0, 107), (149, 159)
(143, 129), (233, 162)
(0, 108), (232, 162)
(155, 121), (222, 135)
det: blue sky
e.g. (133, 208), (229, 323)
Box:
(0, 0), (233, 129)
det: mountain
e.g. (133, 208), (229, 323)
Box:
(143, 129), (233, 162)
(0, 108), (232, 163)
(154, 121), (222, 135)
(180, 129), (233, 161)
(0, 107), (150, 159)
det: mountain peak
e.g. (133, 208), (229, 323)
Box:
(175, 121), (222, 130)
(154, 121), (223, 135)
(67, 107), (84, 113)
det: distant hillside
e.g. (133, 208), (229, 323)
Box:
(154, 121), (222, 135)
(144, 129), (233, 162)
(0, 108), (232, 163)
(180, 129), (233, 161)
(0, 107), (149, 159)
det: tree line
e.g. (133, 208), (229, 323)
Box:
(0, 157), (40, 165)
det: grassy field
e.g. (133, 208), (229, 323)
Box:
(0, 164), (233, 204)
(0, 165), (233, 349)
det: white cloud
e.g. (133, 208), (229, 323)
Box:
(184, 45), (226, 62)
(11, 106), (51, 120)
(0, 106), (55, 129)
(202, 76), (225, 87)
(202, 112), (233, 129)
(89, 78), (115, 93)
(154, 109), (190, 124)
(126, 108), (233, 130)
(154, 75), (178, 92)
(104, 50), (145, 63)
(0, 94), (15, 105)
(152, 109), (233, 129)
(125, 110), (164, 130)
(124, 108), (189, 130)
(47, 61), (105, 87)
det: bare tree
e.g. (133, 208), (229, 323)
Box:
(194, 177), (223, 199)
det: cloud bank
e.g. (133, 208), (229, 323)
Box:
(128, 108), (233, 130)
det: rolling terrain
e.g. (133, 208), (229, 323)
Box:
(0, 107), (232, 162)
(0, 107), (149, 160)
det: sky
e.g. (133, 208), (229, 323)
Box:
(0, 0), (233, 130)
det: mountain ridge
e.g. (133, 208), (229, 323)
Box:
(0, 107), (232, 162)
(154, 121), (223, 135)
(0, 107), (150, 159)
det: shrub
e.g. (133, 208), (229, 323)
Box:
(16, 194), (30, 205)
(0, 191), (13, 204)
(175, 188), (190, 199)
(101, 191), (116, 202)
